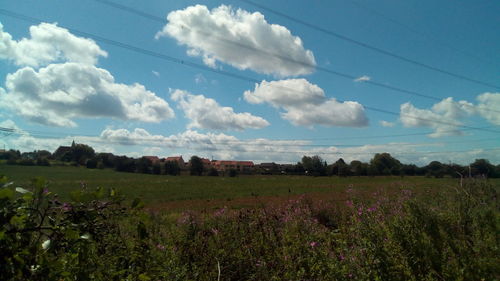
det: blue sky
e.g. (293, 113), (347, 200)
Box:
(0, 0), (499, 165)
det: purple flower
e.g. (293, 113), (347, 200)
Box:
(62, 202), (72, 211)
(345, 200), (353, 207)
(309, 241), (318, 248)
(156, 244), (165, 251)
(339, 254), (345, 261)
(367, 206), (377, 212)
(43, 188), (49, 195)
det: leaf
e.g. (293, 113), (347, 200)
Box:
(1, 181), (13, 188)
(138, 274), (151, 281)
(15, 187), (31, 194)
(42, 239), (51, 250)
(0, 188), (14, 199)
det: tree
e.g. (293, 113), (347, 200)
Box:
(470, 159), (495, 178)
(114, 156), (136, 173)
(369, 153), (401, 175)
(136, 157), (153, 174)
(190, 156), (204, 176)
(302, 155), (327, 176)
(152, 163), (162, 175)
(86, 158), (98, 169)
(425, 161), (446, 178)
(208, 167), (219, 176)
(164, 161), (181, 176)
(72, 144), (95, 165)
(349, 160), (368, 176)
(328, 158), (349, 177)
(401, 164), (418, 176)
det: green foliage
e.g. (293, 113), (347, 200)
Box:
(164, 161), (180, 176)
(370, 153), (402, 175)
(0, 173), (498, 280)
(189, 156), (204, 176)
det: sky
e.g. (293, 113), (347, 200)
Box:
(0, 0), (499, 165)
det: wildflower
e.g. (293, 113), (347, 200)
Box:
(345, 200), (353, 207)
(357, 207), (363, 216)
(339, 254), (345, 261)
(367, 206), (377, 212)
(156, 244), (166, 251)
(43, 188), (49, 195)
(62, 202), (72, 211)
(214, 206), (227, 217)
(309, 241), (318, 248)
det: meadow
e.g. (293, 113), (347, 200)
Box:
(1, 164), (488, 211)
(1, 165), (499, 280)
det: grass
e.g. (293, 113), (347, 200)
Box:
(2, 165), (499, 280)
(3, 165), (498, 212)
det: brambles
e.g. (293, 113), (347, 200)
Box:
(0, 175), (498, 280)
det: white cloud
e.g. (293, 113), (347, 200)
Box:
(400, 97), (478, 138)
(379, 120), (395, 127)
(476, 92), (500, 125)
(0, 62), (174, 127)
(354, 75), (371, 82)
(3, 124), (497, 165)
(152, 70), (160, 77)
(171, 89), (269, 131)
(0, 22), (107, 67)
(244, 79), (368, 127)
(156, 4), (316, 77)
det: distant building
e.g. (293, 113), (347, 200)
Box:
(143, 156), (160, 163)
(201, 158), (212, 170)
(212, 160), (254, 173)
(165, 156), (185, 168)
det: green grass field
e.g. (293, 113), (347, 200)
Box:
(4, 165), (497, 211)
(2, 164), (499, 280)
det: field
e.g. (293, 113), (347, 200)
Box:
(2, 164), (490, 211)
(1, 165), (499, 280)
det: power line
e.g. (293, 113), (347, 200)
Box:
(5, 125), (498, 142)
(347, 0), (496, 67)
(86, 0), (500, 114)
(1, 9), (499, 134)
(238, 0), (500, 90)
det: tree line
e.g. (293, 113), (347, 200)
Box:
(1, 143), (499, 178)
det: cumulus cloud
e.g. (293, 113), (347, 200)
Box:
(4, 124), (496, 165)
(476, 92), (500, 125)
(0, 22), (107, 67)
(156, 4), (316, 76)
(0, 62), (174, 127)
(400, 98), (475, 137)
(171, 89), (269, 131)
(244, 79), (368, 127)
(354, 75), (371, 82)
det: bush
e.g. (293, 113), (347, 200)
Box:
(208, 168), (219, 176)
(86, 158), (98, 169)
